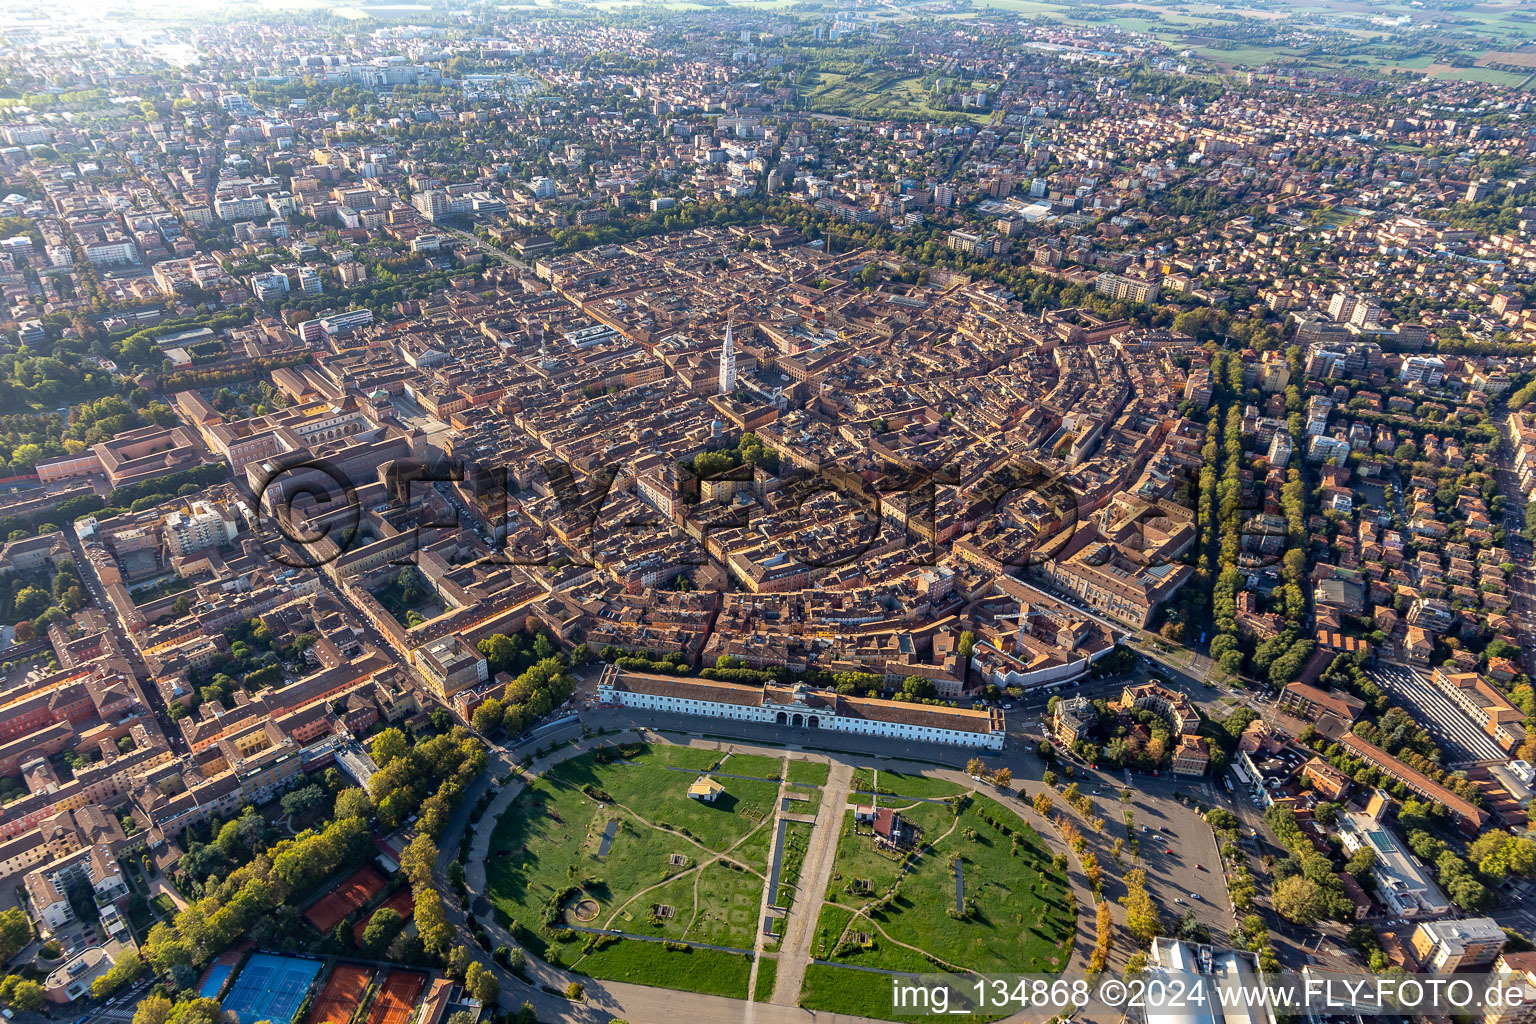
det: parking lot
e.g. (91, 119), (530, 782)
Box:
(1069, 767), (1233, 938)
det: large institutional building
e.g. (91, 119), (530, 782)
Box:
(597, 667), (1005, 750)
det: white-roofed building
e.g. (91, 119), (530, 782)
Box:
(1147, 938), (1276, 1024)
(1336, 808), (1450, 918)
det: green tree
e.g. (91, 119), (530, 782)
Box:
(7, 979), (44, 1012)
(90, 948), (144, 999)
(400, 834), (437, 888)
(370, 728), (410, 768)
(360, 908), (404, 955)
(280, 784), (327, 818)
(335, 786), (373, 821)
(0, 907), (29, 961)
(465, 961), (499, 1005)
(131, 994), (175, 1024)
(477, 633), (517, 674)
(1273, 875), (1323, 925)
(12, 584), (49, 619)
(1119, 868), (1162, 941)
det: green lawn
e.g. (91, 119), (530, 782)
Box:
(786, 759), (829, 787)
(782, 785), (819, 808)
(731, 815), (775, 874)
(801, 963), (1000, 1024)
(719, 752), (784, 780)
(851, 769), (964, 800)
(485, 743), (777, 990)
(621, 744), (722, 771)
(810, 795), (1076, 992)
(753, 956), (778, 1002)
(810, 902), (857, 962)
(777, 819), (814, 908)
(546, 748), (779, 851)
(571, 939), (755, 998)
(683, 860), (764, 949)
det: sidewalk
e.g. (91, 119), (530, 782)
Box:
(444, 719), (1102, 1024)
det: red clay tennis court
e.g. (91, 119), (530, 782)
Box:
(305, 965), (374, 1024)
(351, 888), (415, 944)
(303, 866), (387, 932)
(366, 971), (425, 1024)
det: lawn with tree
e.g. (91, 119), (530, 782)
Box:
(484, 742), (779, 998)
(802, 791), (1075, 1015)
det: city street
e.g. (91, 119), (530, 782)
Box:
(429, 699), (1372, 1024)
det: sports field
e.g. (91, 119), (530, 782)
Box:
(222, 953), (325, 1024)
(305, 866), (387, 932)
(365, 971), (425, 1024)
(305, 965), (374, 1024)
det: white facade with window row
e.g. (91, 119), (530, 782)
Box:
(597, 667), (1004, 750)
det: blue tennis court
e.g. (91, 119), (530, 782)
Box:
(221, 954), (324, 1024)
(199, 963), (232, 999)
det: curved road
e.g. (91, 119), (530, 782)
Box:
(433, 713), (1122, 1024)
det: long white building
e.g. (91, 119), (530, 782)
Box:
(597, 667), (1004, 750)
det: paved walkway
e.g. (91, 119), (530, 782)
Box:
(447, 726), (903, 1024)
(148, 876), (187, 913)
(769, 762), (852, 1007)
(444, 715), (1108, 1024)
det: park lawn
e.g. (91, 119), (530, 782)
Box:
(851, 768), (964, 800)
(606, 868), (702, 941)
(487, 748), (772, 941)
(810, 901), (857, 962)
(719, 752), (783, 780)
(822, 809), (902, 908)
(782, 786), (819, 810)
(867, 796), (1074, 975)
(831, 925), (944, 974)
(801, 963), (1001, 1024)
(815, 795), (1075, 978)
(777, 820), (813, 908)
(753, 956), (777, 1002)
(570, 939), (753, 999)
(486, 779), (685, 947)
(683, 860), (765, 950)
(728, 816), (774, 873)
(620, 743), (721, 771)
(801, 965), (901, 1019)
(823, 801), (960, 907)
(547, 751), (778, 851)
(786, 760), (829, 787)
